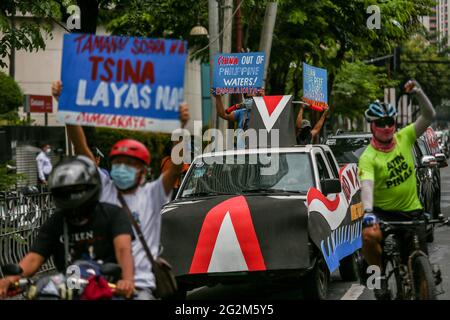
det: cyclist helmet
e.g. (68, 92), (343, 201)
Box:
(365, 100), (397, 122)
(48, 155), (101, 213)
(109, 139), (150, 165)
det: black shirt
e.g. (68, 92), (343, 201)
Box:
(31, 202), (133, 271)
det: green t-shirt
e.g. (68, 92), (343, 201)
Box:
(358, 124), (423, 212)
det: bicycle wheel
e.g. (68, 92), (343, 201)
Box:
(413, 256), (436, 300)
(384, 257), (404, 300)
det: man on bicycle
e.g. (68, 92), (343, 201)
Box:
(358, 80), (436, 299)
(0, 156), (135, 299)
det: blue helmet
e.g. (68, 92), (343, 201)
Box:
(365, 100), (397, 122)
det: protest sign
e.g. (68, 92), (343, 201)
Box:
(58, 34), (187, 132)
(302, 63), (328, 112)
(213, 52), (265, 95)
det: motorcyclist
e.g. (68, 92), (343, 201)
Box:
(0, 156), (135, 299)
(358, 80), (436, 299)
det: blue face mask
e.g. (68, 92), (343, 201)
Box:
(110, 164), (139, 190)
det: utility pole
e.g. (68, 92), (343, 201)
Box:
(208, 0), (220, 130)
(259, 1), (278, 90)
(220, 0), (233, 134)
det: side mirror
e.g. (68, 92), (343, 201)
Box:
(435, 153), (446, 162)
(1, 264), (23, 276)
(421, 155), (437, 167)
(321, 178), (342, 196)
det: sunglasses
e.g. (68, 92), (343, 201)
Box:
(373, 117), (395, 128)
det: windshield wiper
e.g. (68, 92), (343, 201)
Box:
(242, 188), (306, 195)
(180, 191), (237, 198)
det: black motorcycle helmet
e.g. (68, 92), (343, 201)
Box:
(48, 155), (101, 218)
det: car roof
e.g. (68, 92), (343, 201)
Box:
(327, 132), (372, 139)
(195, 145), (330, 161)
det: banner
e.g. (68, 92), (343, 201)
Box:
(213, 52), (265, 95)
(58, 34), (187, 132)
(302, 63), (328, 111)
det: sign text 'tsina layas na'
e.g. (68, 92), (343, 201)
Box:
(58, 34), (187, 133)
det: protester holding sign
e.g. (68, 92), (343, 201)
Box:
(296, 105), (329, 144)
(214, 90), (264, 149)
(52, 81), (190, 300)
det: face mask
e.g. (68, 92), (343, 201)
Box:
(110, 164), (139, 190)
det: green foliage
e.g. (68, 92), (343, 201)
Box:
(396, 34), (450, 108)
(0, 71), (22, 122)
(241, 0), (434, 95)
(103, 0), (209, 61)
(0, 0), (61, 68)
(0, 162), (24, 191)
(331, 61), (398, 118)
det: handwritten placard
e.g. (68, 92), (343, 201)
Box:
(213, 52), (265, 95)
(58, 34), (187, 132)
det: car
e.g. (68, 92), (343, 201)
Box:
(325, 132), (372, 166)
(326, 128), (444, 242)
(160, 145), (363, 299)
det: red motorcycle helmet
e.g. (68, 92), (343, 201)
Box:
(109, 139), (151, 165)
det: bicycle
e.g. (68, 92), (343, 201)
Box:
(379, 216), (449, 300)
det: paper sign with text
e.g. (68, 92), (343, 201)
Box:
(58, 34), (187, 132)
(302, 63), (328, 111)
(213, 52), (265, 95)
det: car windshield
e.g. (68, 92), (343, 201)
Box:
(326, 137), (371, 165)
(179, 153), (314, 198)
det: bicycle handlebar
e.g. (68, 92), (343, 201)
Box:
(7, 277), (134, 298)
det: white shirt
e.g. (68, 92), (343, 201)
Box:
(36, 151), (53, 181)
(99, 170), (171, 289)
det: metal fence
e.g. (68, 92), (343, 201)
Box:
(0, 188), (55, 277)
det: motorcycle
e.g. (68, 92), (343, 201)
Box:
(2, 260), (130, 300)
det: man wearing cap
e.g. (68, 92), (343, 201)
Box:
(296, 106), (329, 145)
(52, 80), (189, 300)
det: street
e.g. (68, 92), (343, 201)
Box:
(187, 164), (450, 300)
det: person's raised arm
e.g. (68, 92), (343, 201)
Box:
(162, 103), (190, 195)
(296, 106), (305, 135)
(214, 94), (236, 122)
(51, 81), (95, 162)
(311, 108), (329, 138)
(405, 80), (436, 138)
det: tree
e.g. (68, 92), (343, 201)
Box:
(235, 0), (433, 97)
(0, 0), (63, 69)
(397, 34), (450, 109)
(0, 71), (22, 122)
(331, 61), (397, 119)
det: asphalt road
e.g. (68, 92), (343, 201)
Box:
(187, 164), (450, 300)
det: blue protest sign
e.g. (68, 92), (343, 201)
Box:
(302, 63), (328, 111)
(58, 34), (187, 132)
(213, 52), (265, 95)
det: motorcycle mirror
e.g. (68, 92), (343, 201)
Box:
(1, 264), (23, 276)
(100, 263), (122, 279)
